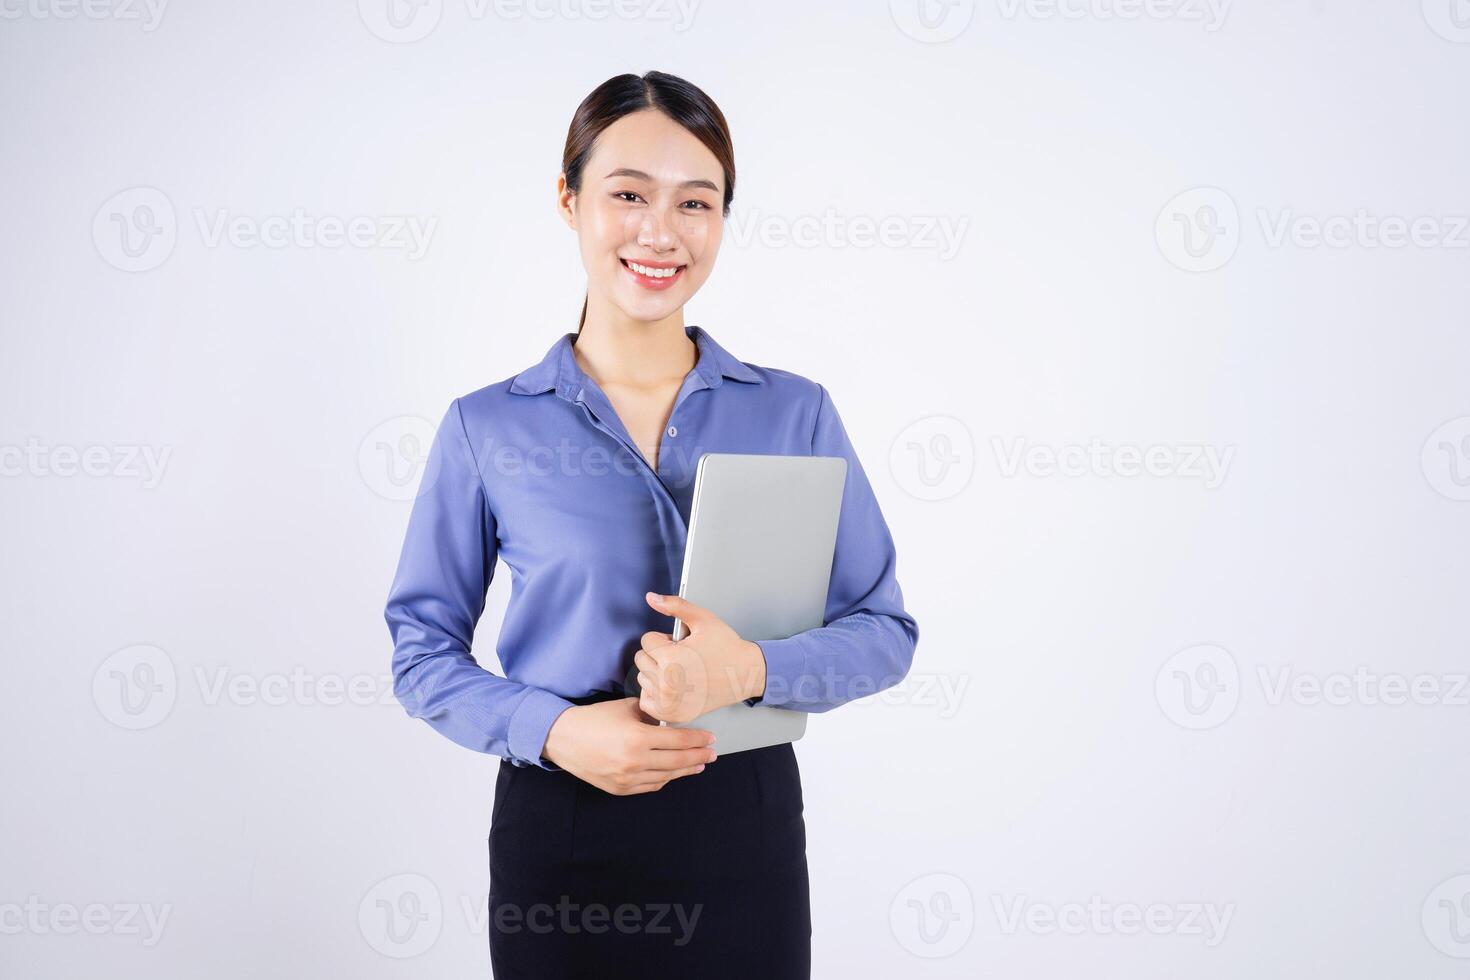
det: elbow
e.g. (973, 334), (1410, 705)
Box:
(876, 612), (919, 696)
(848, 611), (917, 703)
(384, 603), (439, 720)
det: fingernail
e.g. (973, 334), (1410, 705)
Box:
(707, 734), (717, 744)
(695, 764), (706, 772)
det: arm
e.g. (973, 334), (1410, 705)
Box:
(384, 398), (574, 769)
(746, 383), (920, 711)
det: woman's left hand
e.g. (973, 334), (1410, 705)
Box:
(635, 592), (767, 724)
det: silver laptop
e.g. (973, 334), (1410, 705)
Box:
(639, 452), (847, 755)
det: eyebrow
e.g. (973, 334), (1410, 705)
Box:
(603, 168), (720, 193)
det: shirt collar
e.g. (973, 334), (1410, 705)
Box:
(508, 324), (762, 399)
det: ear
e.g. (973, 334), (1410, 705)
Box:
(556, 173), (577, 230)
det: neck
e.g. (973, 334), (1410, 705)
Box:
(573, 295), (695, 388)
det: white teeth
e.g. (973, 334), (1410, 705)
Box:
(627, 260), (679, 279)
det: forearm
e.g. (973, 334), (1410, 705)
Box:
(748, 609), (918, 712)
(392, 642), (575, 768)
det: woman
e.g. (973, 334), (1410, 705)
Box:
(384, 70), (919, 977)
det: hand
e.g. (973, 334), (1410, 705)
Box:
(634, 592), (767, 724)
(541, 697), (718, 796)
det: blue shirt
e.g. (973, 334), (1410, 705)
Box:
(384, 324), (919, 769)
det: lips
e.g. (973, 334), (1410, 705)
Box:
(620, 257), (687, 292)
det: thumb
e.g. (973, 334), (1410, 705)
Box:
(646, 591), (708, 627)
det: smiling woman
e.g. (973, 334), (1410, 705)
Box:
(558, 75), (734, 330)
(384, 70), (919, 979)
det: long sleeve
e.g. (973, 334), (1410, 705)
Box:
(384, 398), (574, 769)
(747, 384), (920, 711)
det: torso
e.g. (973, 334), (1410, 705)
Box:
(597, 381), (681, 470)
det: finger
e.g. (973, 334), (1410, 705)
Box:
(647, 592), (709, 628)
(645, 725), (717, 750)
(639, 630), (676, 654)
(626, 763), (707, 792)
(638, 688), (670, 724)
(633, 649), (657, 674)
(641, 746), (718, 771)
(620, 780), (669, 795)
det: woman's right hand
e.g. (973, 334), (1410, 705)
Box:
(541, 697), (718, 796)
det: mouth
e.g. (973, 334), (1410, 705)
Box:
(620, 257), (687, 291)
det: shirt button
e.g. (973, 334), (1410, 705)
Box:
(667, 425), (678, 438)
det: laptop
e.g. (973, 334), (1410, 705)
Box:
(637, 452), (847, 755)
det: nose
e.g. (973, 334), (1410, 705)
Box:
(632, 206), (680, 253)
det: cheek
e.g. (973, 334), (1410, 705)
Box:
(578, 203), (625, 250)
(672, 213), (720, 261)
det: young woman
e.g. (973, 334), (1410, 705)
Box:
(384, 70), (919, 978)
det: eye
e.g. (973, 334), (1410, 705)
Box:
(682, 200), (713, 211)
(613, 191), (645, 204)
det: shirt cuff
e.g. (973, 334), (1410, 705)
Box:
(748, 636), (807, 708)
(506, 687), (576, 770)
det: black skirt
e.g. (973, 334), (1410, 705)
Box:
(487, 694), (812, 978)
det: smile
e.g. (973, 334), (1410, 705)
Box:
(621, 257), (686, 291)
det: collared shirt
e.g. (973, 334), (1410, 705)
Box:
(384, 324), (919, 769)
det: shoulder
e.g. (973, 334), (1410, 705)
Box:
(740, 362), (830, 410)
(453, 374), (518, 408)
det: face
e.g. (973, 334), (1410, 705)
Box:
(558, 109), (725, 323)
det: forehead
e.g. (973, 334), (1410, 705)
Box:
(584, 110), (723, 190)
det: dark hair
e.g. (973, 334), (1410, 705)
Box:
(561, 71), (736, 336)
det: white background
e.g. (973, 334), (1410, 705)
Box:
(3, 0), (1469, 976)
